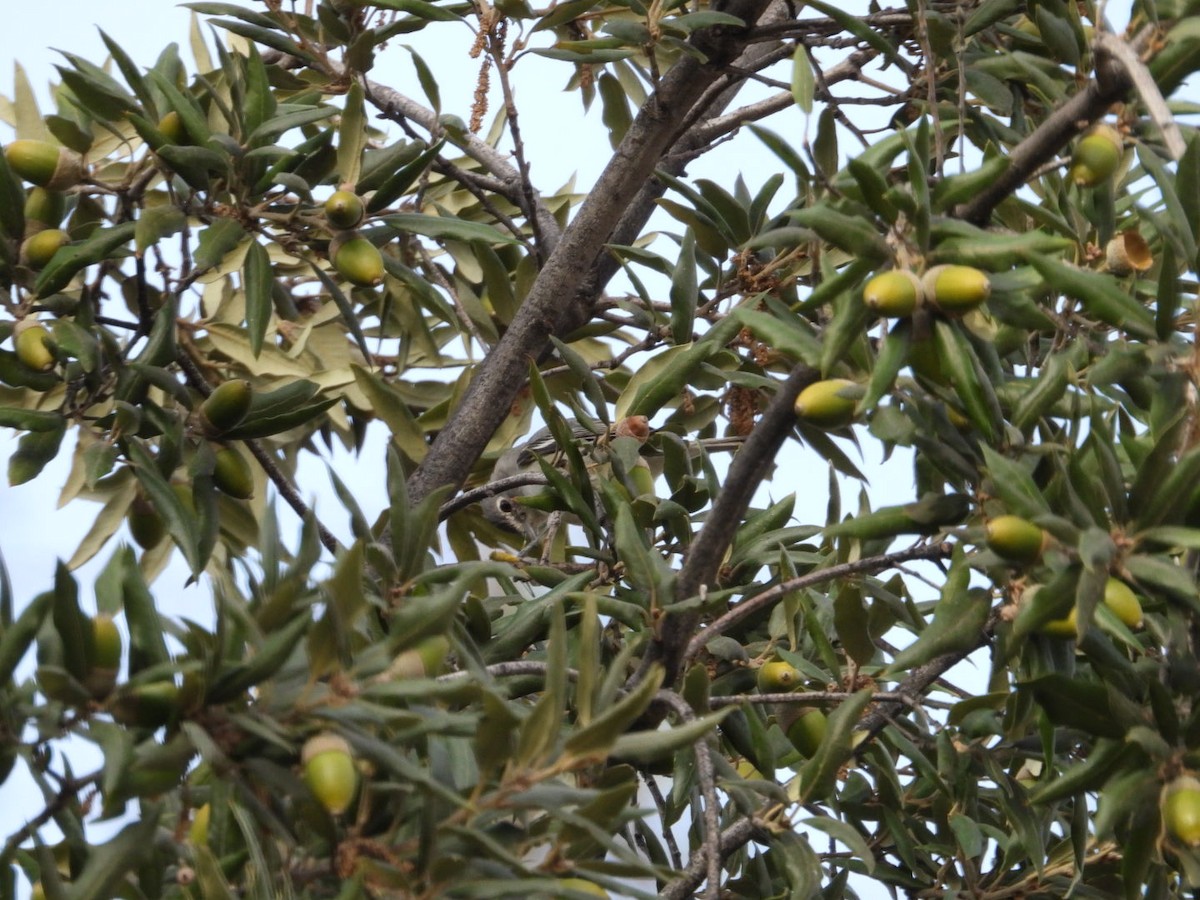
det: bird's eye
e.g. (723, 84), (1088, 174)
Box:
(498, 498), (514, 513)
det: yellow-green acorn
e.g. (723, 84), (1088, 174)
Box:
(985, 515), (1047, 565)
(199, 379), (252, 436)
(20, 228), (68, 269)
(863, 269), (922, 317)
(1040, 607), (1077, 639)
(557, 878), (610, 898)
(84, 613), (122, 699)
(128, 494), (167, 549)
(157, 110), (186, 144)
(324, 189), (365, 229)
(15, 324), (56, 372)
(1069, 124), (1123, 187)
(189, 803), (211, 846)
(1164, 776), (1200, 847)
(1103, 577), (1143, 629)
(5, 139), (84, 191)
(794, 378), (859, 428)
(757, 659), (801, 693)
(785, 708), (828, 758)
(332, 235), (384, 286)
(923, 264), (991, 314)
(302, 733), (359, 816)
(381, 635), (450, 680)
(110, 680), (179, 728)
(24, 187), (66, 231)
(213, 447), (254, 499)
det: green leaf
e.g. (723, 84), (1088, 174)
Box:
(384, 213), (519, 244)
(9, 420), (66, 486)
(668, 229), (697, 345)
(242, 241), (273, 357)
(790, 45), (815, 113)
(564, 665), (665, 760)
(34, 222), (136, 297)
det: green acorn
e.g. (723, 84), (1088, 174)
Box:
(332, 235), (384, 286)
(984, 515), (1047, 565)
(199, 379), (252, 436)
(923, 264), (991, 314)
(5, 139), (84, 190)
(794, 378), (860, 428)
(20, 228), (68, 269)
(157, 110), (187, 144)
(84, 614), (122, 699)
(110, 680), (179, 728)
(213, 446), (254, 499)
(863, 269), (922, 317)
(15, 323), (56, 372)
(756, 659), (801, 692)
(1069, 124), (1122, 187)
(785, 708), (828, 758)
(23, 187), (66, 231)
(1164, 776), (1200, 847)
(324, 189), (365, 229)
(302, 733), (359, 816)
(128, 494), (167, 550)
(380, 635), (451, 680)
(1103, 577), (1143, 629)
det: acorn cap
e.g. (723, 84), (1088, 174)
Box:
(5, 140), (84, 190)
(302, 732), (353, 763)
(1104, 231), (1152, 275)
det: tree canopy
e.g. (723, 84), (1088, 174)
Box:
(2, 0), (1200, 897)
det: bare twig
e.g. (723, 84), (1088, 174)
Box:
(684, 543), (955, 666)
(656, 690), (722, 900)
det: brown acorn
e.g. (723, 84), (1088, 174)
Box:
(15, 323), (56, 372)
(923, 265), (991, 314)
(324, 189), (365, 229)
(5, 139), (84, 190)
(199, 379), (252, 436)
(1069, 124), (1122, 187)
(863, 269), (923, 317)
(794, 378), (860, 428)
(332, 235), (384, 287)
(20, 228), (68, 269)
(213, 446), (254, 499)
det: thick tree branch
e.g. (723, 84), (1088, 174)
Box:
(639, 363), (818, 690)
(405, 0), (777, 506)
(955, 38), (1136, 225)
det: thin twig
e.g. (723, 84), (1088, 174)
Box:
(684, 543), (955, 666)
(656, 690), (722, 900)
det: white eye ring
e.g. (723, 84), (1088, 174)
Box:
(497, 498), (515, 513)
